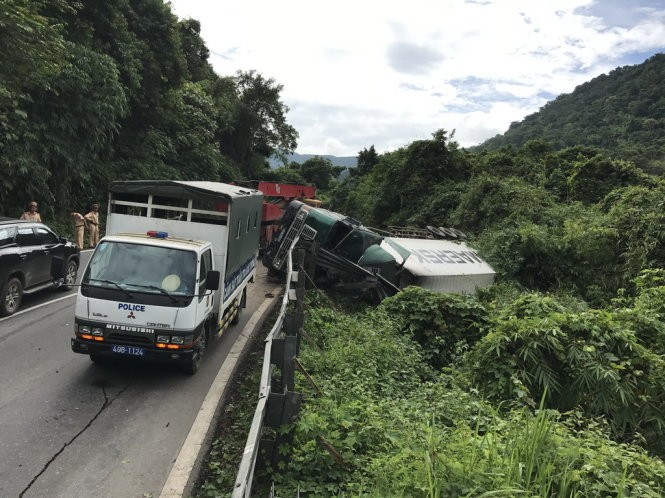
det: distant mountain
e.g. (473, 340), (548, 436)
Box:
(269, 152), (357, 169)
(476, 53), (665, 173)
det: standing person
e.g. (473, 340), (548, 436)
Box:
(84, 203), (100, 248)
(20, 201), (42, 222)
(69, 211), (86, 249)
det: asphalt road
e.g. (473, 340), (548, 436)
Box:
(0, 250), (277, 498)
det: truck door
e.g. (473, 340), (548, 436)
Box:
(197, 248), (214, 327)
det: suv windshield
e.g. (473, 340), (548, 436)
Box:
(83, 241), (196, 296)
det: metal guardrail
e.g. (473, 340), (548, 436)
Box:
(232, 246), (306, 497)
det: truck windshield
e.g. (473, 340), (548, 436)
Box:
(83, 241), (196, 296)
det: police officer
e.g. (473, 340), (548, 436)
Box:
(20, 201), (42, 222)
(84, 203), (100, 248)
(69, 211), (86, 249)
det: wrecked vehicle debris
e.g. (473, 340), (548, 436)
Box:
(263, 200), (495, 300)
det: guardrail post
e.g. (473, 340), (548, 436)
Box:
(260, 389), (303, 469)
(233, 247), (309, 497)
(270, 335), (298, 392)
(303, 240), (318, 289)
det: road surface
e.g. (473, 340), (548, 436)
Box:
(0, 250), (277, 498)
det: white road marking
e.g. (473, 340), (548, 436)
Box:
(0, 293), (76, 323)
(0, 248), (92, 323)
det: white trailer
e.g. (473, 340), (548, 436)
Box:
(381, 237), (496, 294)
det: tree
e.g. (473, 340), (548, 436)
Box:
(353, 145), (379, 177)
(0, 0), (67, 214)
(300, 156), (342, 190)
(604, 182), (665, 284)
(161, 82), (238, 181)
(24, 43), (128, 211)
(568, 156), (649, 204)
(353, 130), (471, 226)
(219, 70), (298, 178)
(178, 18), (214, 82)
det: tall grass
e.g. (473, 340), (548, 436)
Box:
(420, 396), (579, 498)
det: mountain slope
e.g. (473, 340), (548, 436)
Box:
(269, 153), (357, 169)
(477, 53), (665, 173)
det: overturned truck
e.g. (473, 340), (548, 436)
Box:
(263, 201), (495, 300)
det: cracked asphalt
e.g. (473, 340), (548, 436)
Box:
(0, 254), (274, 498)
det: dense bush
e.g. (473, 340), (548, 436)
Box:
(271, 293), (665, 496)
(380, 286), (489, 369)
(466, 291), (665, 455)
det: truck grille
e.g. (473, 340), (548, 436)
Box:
(107, 333), (153, 345)
(271, 207), (309, 270)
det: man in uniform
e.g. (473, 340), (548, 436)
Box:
(20, 201), (42, 222)
(69, 211), (86, 249)
(84, 203), (100, 248)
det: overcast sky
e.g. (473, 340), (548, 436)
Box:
(167, 0), (665, 157)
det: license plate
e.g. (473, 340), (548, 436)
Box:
(111, 344), (145, 356)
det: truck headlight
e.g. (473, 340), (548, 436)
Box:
(157, 335), (170, 343)
(79, 325), (91, 334)
(92, 328), (104, 336)
(170, 336), (185, 344)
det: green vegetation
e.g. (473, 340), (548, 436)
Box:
(3, 3), (664, 493)
(263, 56), (665, 494)
(267, 289), (665, 496)
(477, 54), (665, 175)
(331, 129), (664, 306)
(0, 0), (297, 220)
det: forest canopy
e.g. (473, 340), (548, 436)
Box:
(0, 0), (297, 218)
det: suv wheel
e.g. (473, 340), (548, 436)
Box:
(61, 259), (78, 290)
(1, 277), (23, 316)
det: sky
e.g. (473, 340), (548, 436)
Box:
(167, 0), (665, 157)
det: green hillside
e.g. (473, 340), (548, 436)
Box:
(478, 53), (665, 174)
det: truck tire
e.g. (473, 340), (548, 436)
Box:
(426, 225), (446, 239)
(438, 227), (458, 239)
(1, 277), (23, 316)
(183, 328), (207, 375)
(449, 228), (468, 240)
(89, 353), (108, 365)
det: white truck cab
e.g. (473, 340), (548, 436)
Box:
(71, 181), (263, 374)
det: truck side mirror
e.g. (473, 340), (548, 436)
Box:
(206, 270), (220, 291)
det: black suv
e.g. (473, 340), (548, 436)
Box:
(0, 218), (80, 316)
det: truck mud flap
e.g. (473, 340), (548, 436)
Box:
(217, 296), (240, 337)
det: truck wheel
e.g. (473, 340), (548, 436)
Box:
(426, 225), (446, 239)
(438, 227), (458, 239)
(1, 277), (23, 316)
(183, 330), (207, 375)
(61, 259), (78, 291)
(89, 354), (107, 365)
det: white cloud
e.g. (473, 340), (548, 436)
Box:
(167, 0), (665, 155)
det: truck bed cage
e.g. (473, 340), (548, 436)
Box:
(108, 180), (259, 226)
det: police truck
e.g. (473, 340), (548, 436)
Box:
(71, 180), (263, 374)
